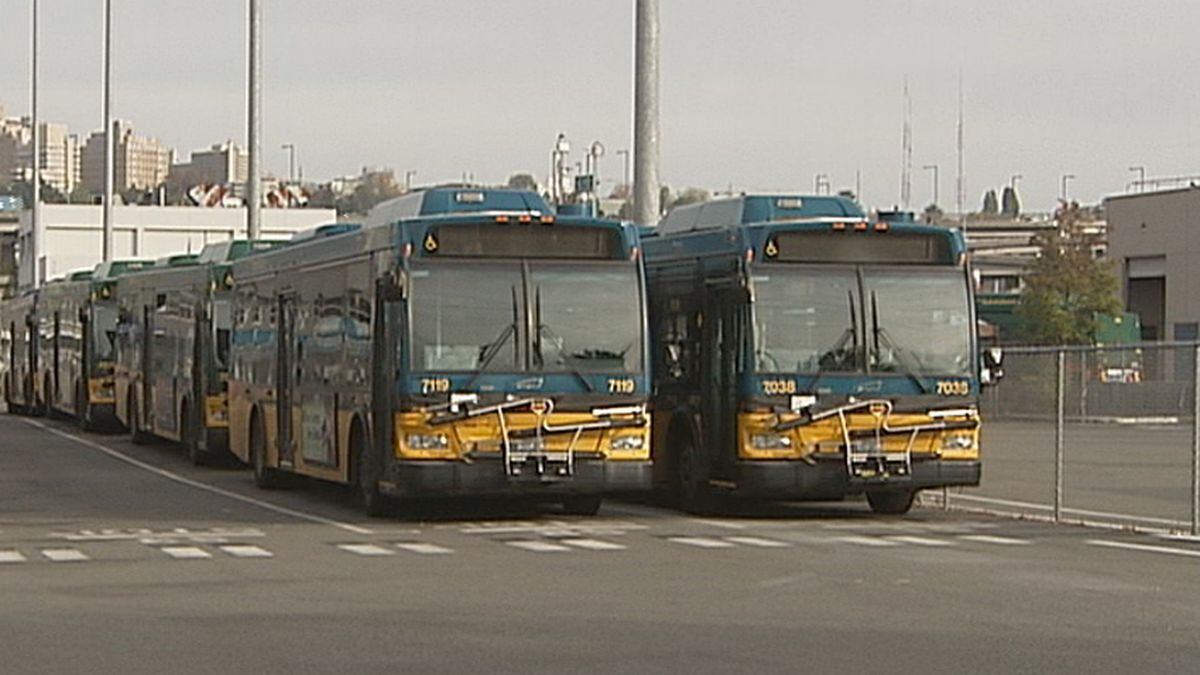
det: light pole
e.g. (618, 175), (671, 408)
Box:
(923, 164), (939, 208)
(281, 143), (296, 184)
(30, 0), (41, 287)
(102, 0), (114, 262)
(246, 0), (262, 239)
(1060, 173), (1075, 203)
(1129, 166), (1146, 192)
(633, 0), (661, 224)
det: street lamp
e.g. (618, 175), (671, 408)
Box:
(102, 0), (114, 262)
(923, 164), (939, 208)
(1129, 166), (1146, 192)
(246, 0), (263, 239)
(30, 0), (41, 287)
(281, 144), (296, 184)
(1060, 173), (1075, 202)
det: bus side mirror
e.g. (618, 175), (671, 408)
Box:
(982, 348), (1004, 386)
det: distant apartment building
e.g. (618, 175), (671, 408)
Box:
(79, 121), (173, 195)
(0, 108), (81, 195)
(167, 141), (249, 193)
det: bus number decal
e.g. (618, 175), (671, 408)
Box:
(608, 378), (636, 394)
(421, 378), (451, 395)
(936, 380), (970, 397)
(762, 379), (798, 396)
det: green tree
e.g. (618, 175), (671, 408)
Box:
(1016, 202), (1120, 345)
(981, 189), (999, 215)
(1001, 186), (1021, 219)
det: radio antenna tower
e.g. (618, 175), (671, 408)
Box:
(956, 71), (966, 234)
(900, 78), (913, 210)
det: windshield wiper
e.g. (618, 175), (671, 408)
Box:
(534, 286), (595, 393)
(801, 290), (859, 392)
(465, 286), (519, 390)
(870, 290), (932, 394)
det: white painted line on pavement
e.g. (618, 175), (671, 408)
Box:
(958, 535), (1032, 546)
(161, 546), (213, 560)
(668, 537), (737, 549)
(0, 550), (27, 563)
(42, 548), (89, 562)
(1088, 540), (1200, 559)
(338, 544), (395, 557)
(561, 538), (626, 551)
(723, 536), (791, 548)
(949, 493), (1186, 528)
(506, 540), (572, 553)
(21, 418), (373, 536)
(833, 536), (900, 547)
(689, 519), (748, 531)
(888, 536), (956, 547)
(395, 543), (454, 555)
(219, 545), (274, 559)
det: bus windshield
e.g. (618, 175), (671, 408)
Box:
(531, 262), (642, 374)
(752, 266), (972, 378)
(92, 304), (119, 362)
(409, 261), (643, 375)
(863, 268), (972, 377)
(410, 263), (523, 372)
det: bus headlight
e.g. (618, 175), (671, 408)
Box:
(941, 434), (976, 451)
(406, 434), (449, 450)
(750, 433), (793, 450)
(610, 435), (644, 451)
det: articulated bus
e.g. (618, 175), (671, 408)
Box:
(114, 242), (287, 463)
(1, 291), (39, 414)
(643, 195), (991, 514)
(31, 260), (153, 429)
(227, 188), (652, 515)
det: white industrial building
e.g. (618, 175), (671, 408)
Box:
(17, 205), (337, 289)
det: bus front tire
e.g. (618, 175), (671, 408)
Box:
(867, 489), (917, 515)
(561, 494), (603, 516)
(251, 413), (283, 489)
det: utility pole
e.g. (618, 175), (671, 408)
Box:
(102, 0), (114, 261)
(900, 78), (913, 210)
(30, 0), (41, 288)
(246, 0), (263, 239)
(633, 0), (661, 225)
(956, 70), (966, 234)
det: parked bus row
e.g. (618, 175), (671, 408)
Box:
(0, 187), (997, 517)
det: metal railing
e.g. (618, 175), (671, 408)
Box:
(941, 342), (1200, 535)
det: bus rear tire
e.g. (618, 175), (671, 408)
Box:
(251, 412), (283, 489)
(353, 423), (388, 518)
(867, 489), (917, 515)
(561, 494), (603, 516)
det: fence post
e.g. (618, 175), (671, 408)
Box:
(1192, 343), (1199, 536)
(1055, 350), (1065, 524)
(1080, 349), (1088, 420)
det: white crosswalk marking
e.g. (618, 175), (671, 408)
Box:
(562, 538), (626, 551)
(724, 536), (791, 549)
(395, 543), (454, 555)
(668, 537), (737, 549)
(959, 535), (1032, 546)
(834, 536), (900, 547)
(888, 536), (955, 547)
(338, 544), (395, 557)
(506, 540), (572, 553)
(219, 545), (273, 559)
(0, 550), (27, 563)
(42, 548), (89, 562)
(161, 546), (213, 560)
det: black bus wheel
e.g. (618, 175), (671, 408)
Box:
(677, 439), (718, 516)
(561, 494), (603, 516)
(866, 489), (917, 516)
(251, 413), (283, 489)
(353, 424), (388, 518)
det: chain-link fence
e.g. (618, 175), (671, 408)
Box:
(940, 342), (1200, 534)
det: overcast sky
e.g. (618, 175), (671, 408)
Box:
(1, 0), (1198, 213)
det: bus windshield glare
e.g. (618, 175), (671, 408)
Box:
(410, 261), (642, 375)
(752, 266), (971, 378)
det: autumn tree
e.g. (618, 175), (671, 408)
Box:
(1016, 201), (1120, 344)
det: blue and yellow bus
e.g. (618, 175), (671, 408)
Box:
(227, 187), (652, 515)
(643, 195), (991, 514)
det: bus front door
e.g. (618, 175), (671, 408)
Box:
(702, 284), (741, 479)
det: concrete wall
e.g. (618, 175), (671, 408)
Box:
(1105, 187), (1200, 340)
(17, 205), (337, 288)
